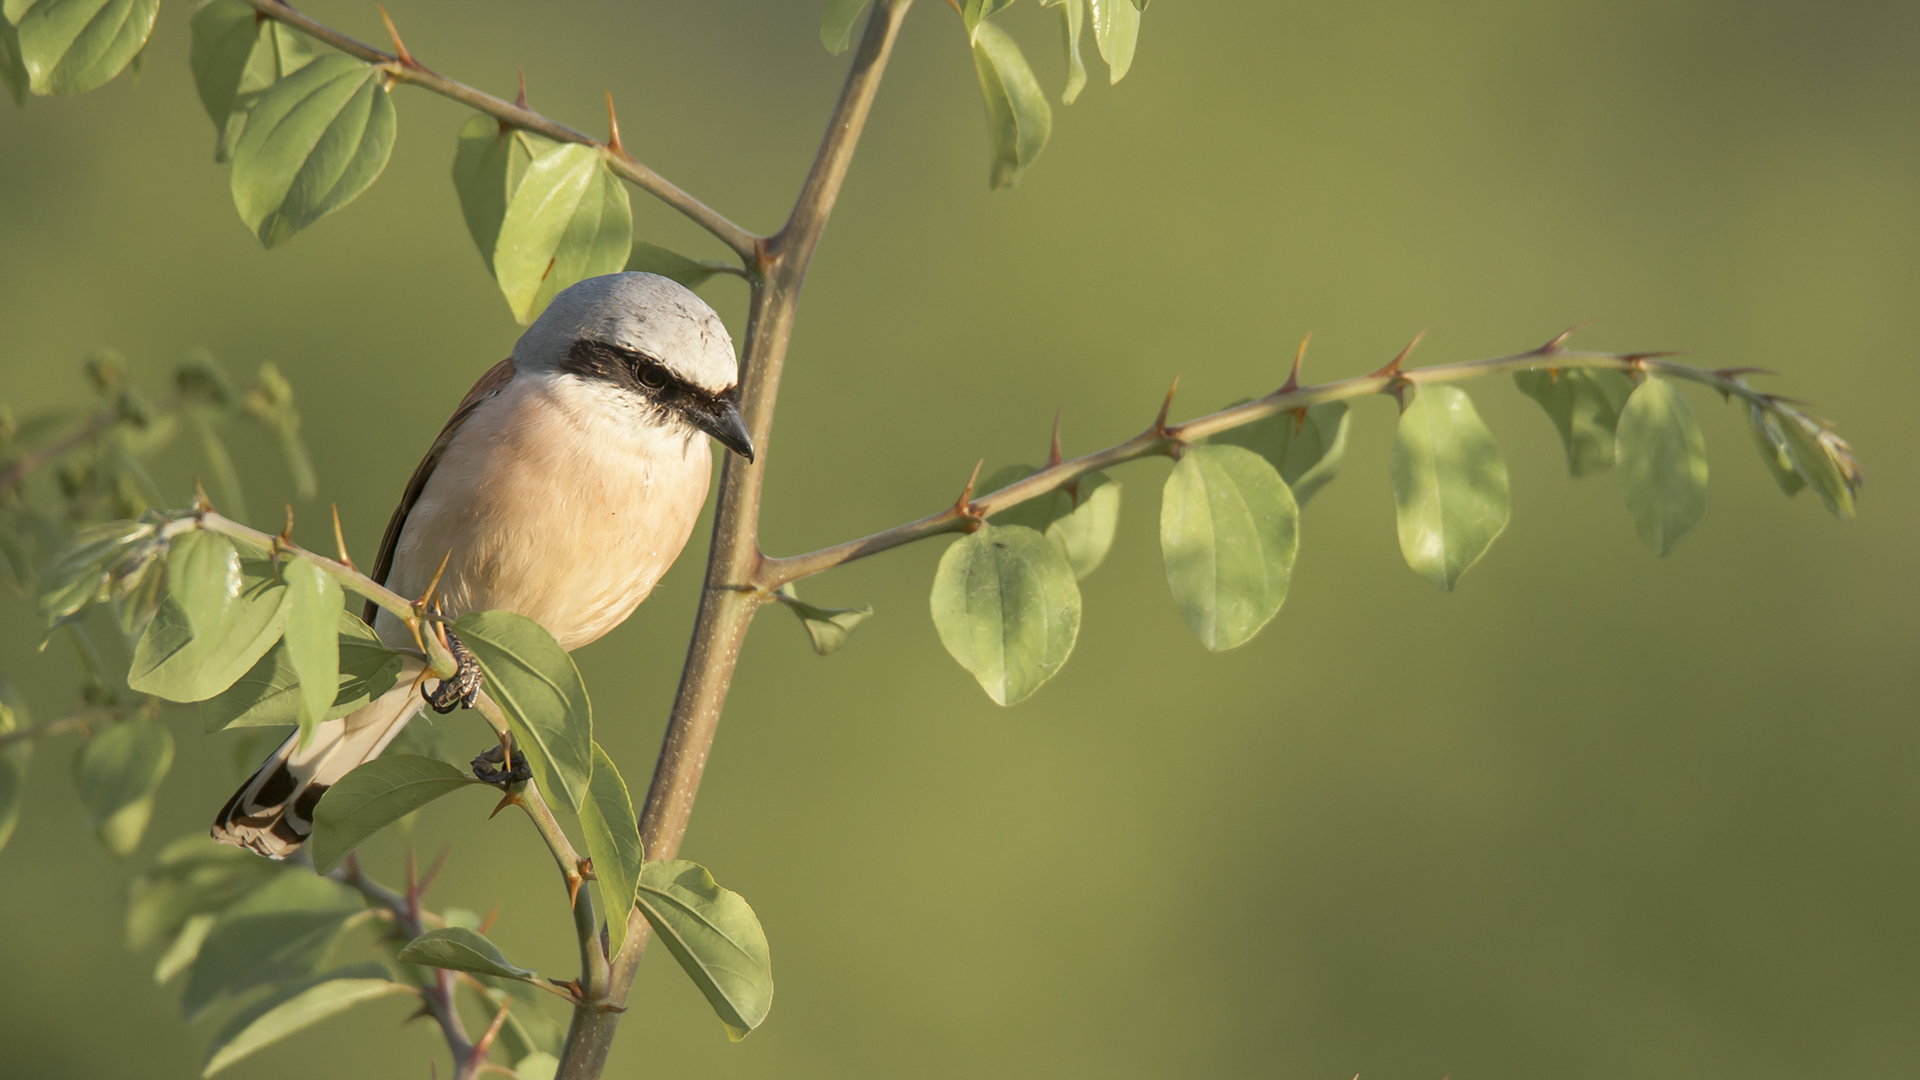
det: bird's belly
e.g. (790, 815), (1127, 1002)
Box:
(382, 378), (713, 652)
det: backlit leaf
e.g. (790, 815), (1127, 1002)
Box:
(281, 559), (343, 746)
(578, 743), (645, 959)
(971, 21), (1051, 190)
(72, 716), (173, 856)
(962, 0), (1017, 38)
(181, 870), (366, 1022)
(200, 610), (402, 733)
(1775, 412), (1860, 521)
(126, 834), (278, 951)
(820, 0), (869, 54)
(1745, 404), (1805, 496)
(155, 913), (216, 985)
(1389, 384), (1511, 590)
(1160, 445), (1298, 651)
(493, 142), (634, 324)
(1513, 368), (1634, 478)
(130, 560), (289, 702)
(930, 524), (1081, 705)
(981, 466), (1122, 580)
(1210, 400), (1351, 507)
(202, 963), (408, 1077)
(451, 115), (551, 278)
(774, 584), (873, 656)
(230, 54), (397, 248)
(166, 530), (244, 639)
(1040, 0), (1088, 104)
(189, 0), (314, 161)
(625, 241), (734, 292)
(37, 518), (154, 624)
(1615, 376), (1708, 555)
(398, 926), (538, 981)
(638, 860), (773, 1041)
(1088, 0), (1139, 83)
(309, 755), (479, 874)
(453, 610), (593, 811)
(9, 0), (157, 96)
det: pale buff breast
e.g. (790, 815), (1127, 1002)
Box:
(381, 372), (712, 652)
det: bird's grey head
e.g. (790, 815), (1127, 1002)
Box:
(512, 272), (753, 460)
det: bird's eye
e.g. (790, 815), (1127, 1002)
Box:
(635, 366), (666, 390)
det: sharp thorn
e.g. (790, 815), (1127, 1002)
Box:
(280, 501), (295, 545)
(1714, 366), (1778, 378)
(405, 847), (418, 898)
(478, 900), (502, 935)
(514, 68), (528, 110)
(416, 548), (454, 616)
(579, 856), (597, 881)
(1154, 374), (1181, 433)
(1624, 350), (1686, 362)
(375, 3), (417, 68)
(330, 503), (355, 570)
(604, 91), (626, 158)
(403, 1003), (435, 1026)
(418, 845), (451, 898)
(1047, 409), (1064, 468)
(488, 791), (519, 819)
(1539, 321), (1589, 354)
(1371, 329), (1425, 380)
(954, 459), (984, 521)
(192, 478), (214, 515)
(1279, 332), (1310, 394)
(567, 870), (586, 908)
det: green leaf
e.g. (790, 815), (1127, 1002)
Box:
(37, 518), (154, 623)
(1088, 0), (1139, 83)
(182, 872), (367, 1022)
(929, 524), (1082, 705)
(452, 610), (593, 812)
(167, 531), (244, 639)
(820, 0), (869, 54)
(981, 466), (1122, 580)
(1774, 411), (1860, 521)
(624, 241), (734, 292)
(126, 834), (278, 951)
(773, 584), (873, 656)
(637, 860), (773, 1041)
(72, 716), (173, 856)
(1159, 445), (1299, 651)
(1389, 384), (1511, 590)
(452, 115), (551, 278)
(961, 0), (1018, 38)
(309, 755), (479, 874)
(0, 757), (21, 853)
(1, 18), (29, 105)
(130, 560), (290, 702)
(1615, 376), (1709, 555)
(1513, 368), (1635, 478)
(9, 0), (158, 96)
(281, 559), (343, 746)
(189, 0), (314, 162)
(1745, 403), (1805, 496)
(1210, 400), (1351, 508)
(971, 20), (1052, 190)
(493, 141), (634, 324)
(202, 964), (409, 1077)
(1041, 0), (1088, 104)
(155, 913), (217, 985)
(201, 610), (402, 733)
(230, 54), (397, 248)
(578, 743), (645, 959)
(398, 926), (538, 981)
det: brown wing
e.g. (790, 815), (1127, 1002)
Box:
(361, 358), (516, 626)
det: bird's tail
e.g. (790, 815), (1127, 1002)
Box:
(212, 662), (426, 860)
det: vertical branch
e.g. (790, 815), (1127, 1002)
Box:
(554, 3), (915, 1077)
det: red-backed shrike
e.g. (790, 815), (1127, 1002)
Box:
(214, 272), (753, 858)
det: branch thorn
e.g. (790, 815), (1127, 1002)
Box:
(1279, 332), (1310, 394)
(192, 478), (214, 515)
(1714, 366), (1777, 380)
(488, 790), (520, 819)
(417, 845), (451, 899)
(1047, 409), (1064, 468)
(330, 503), (356, 571)
(375, 4), (419, 70)
(1537, 321), (1589, 355)
(279, 501), (295, 546)
(514, 67), (528, 110)
(1153, 374), (1181, 434)
(605, 91), (627, 159)
(1371, 329), (1425, 380)
(478, 901), (502, 935)
(566, 867), (587, 907)
(415, 548), (454, 618)
(954, 459), (986, 528)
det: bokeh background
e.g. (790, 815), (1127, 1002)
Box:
(3, 1), (1917, 1077)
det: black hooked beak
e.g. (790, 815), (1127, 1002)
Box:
(694, 399), (755, 462)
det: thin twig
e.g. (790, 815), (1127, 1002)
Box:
(229, 0), (760, 263)
(755, 346), (1821, 587)
(0, 705), (117, 749)
(336, 856), (475, 1063)
(0, 405), (120, 494)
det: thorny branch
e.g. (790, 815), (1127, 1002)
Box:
(334, 854), (474, 1064)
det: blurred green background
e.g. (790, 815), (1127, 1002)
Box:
(3, 1), (1917, 1077)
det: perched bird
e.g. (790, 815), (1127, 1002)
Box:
(213, 272), (753, 858)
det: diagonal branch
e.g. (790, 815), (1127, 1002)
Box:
(754, 339), (1840, 587)
(231, 0), (761, 263)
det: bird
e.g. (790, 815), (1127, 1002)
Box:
(212, 272), (754, 859)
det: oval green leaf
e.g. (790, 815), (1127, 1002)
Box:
(202, 964), (407, 1078)
(130, 560), (290, 702)
(452, 115), (552, 277)
(1088, 0), (1139, 83)
(972, 20), (1052, 190)
(452, 610), (593, 811)
(1513, 368), (1634, 478)
(1211, 400), (1351, 508)
(309, 755), (480, 875)
(820, 0), (870, 54)
(230, 54), (397, 248)
(625, 241), (733, 292)
(182, 872), (366, 1022)
(1615, 376), (1708, 555)
(1159, 444), (1298, 651)
(10, 0), (157, 96)
(638, 860), (773, 1041)
(189, 0), (314, 161)
(200, 610), (402, 733)
(930, 524), (1082, 705)
(398, 926), (538, 981)
(494, 142), (634, 324)
(1745, 403), (1805, 496)
(578, 743), (645, 960)
(1390, 384), (1511, 590)
(167, 530), (244, 639)
(72, 716), (173, 857)
(281, 559), (343, 745)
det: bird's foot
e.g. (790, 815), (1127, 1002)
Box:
(424, 627), (483, 714)
(471, 740), (533, 788)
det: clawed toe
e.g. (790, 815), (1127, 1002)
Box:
(424, 628), (483, 714)
(471, 740), (533, 787)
